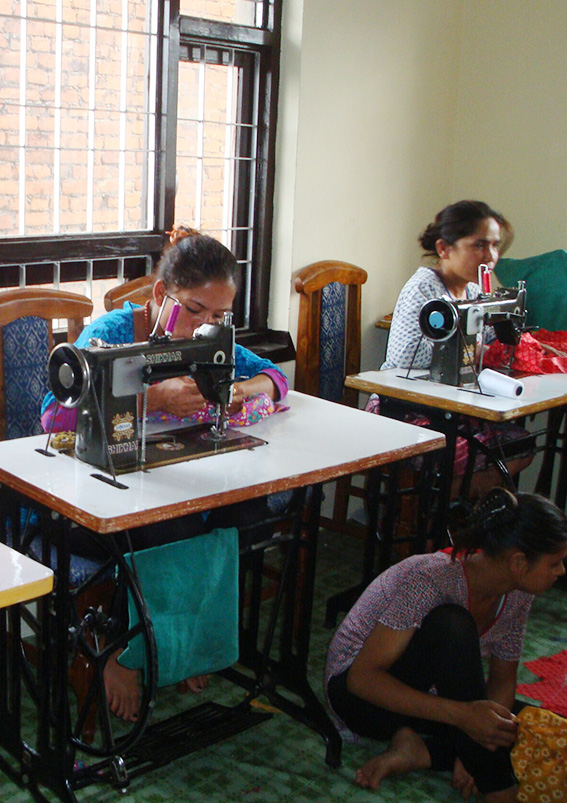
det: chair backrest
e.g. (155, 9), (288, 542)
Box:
(495, 251), (567, 331)
(294, 260), (367, 405)
(0, 288), (93, 440)
(104, 275), (155, 311)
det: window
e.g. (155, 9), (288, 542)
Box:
(0, 0), (285, 344)
(0, 0), (160, 238)
(172, 3), (281, 331)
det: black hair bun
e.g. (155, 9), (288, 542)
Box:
(474, 487), (518, 532)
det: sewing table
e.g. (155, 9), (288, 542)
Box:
(346, 368), (567, 515)
(0, 390), (444, 803)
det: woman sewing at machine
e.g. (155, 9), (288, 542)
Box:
(41, 227), (289, 720)
(368, 200), (532, 496)
(325, 488), (567, 802)
(42, 225), (287, 430)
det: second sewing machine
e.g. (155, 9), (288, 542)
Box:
(418, 265), (528, 388)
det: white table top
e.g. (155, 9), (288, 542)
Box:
(346, 369), (567, 422)
(0, 542), (53, 607)
(0, 391), (444, 534)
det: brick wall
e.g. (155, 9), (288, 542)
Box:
(0, 0), (156, 237)
(0, 0), (248, 242)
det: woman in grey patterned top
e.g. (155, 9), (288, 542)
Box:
(325, 489), (567, 802)
(367, 201), (531, 493)
(383, 200), (508, 371)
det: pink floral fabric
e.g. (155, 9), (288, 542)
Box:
(148, 392), (288, 429)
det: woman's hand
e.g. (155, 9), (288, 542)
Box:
(226, 382), (246, 416)
(451, 758), (477, 800)
(147, 376), (206, 418)
(226, 374), (278, 415)
(457, 700), (517, 751)
(147, 372), (278, 419)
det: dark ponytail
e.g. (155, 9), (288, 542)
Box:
(452, 488), (567, 563)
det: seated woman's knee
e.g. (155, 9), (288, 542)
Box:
(421, 603), (477, 646)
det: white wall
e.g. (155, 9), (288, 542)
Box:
(452, 0), (567, 258)
(272, 0), (462, 377)
(271, 0), (567, 383)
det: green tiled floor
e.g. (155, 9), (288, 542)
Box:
(1, 530), (565, 803)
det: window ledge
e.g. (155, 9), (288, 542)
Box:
(235, 329), (295, 364)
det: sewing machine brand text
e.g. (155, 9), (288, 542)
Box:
(107, 441), (138, 455)
(144, 350), (183, 364)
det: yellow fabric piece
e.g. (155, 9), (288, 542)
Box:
(511, 706), (567, 802)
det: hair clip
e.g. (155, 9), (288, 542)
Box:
(475, 488), (517, 530)
(166, 225), (200, 245)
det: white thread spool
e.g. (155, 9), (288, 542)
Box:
(478, 368), (524, 398)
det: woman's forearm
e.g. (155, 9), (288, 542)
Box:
(237, 372), (278, 400)
(486, 658), (518, 711)
(347, 665), (517, 749)
(347, 665), (466, 728)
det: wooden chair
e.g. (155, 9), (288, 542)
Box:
(294, 260), (368, 535)
(0, 287), (114, 743)
(0, 288), (93, 440)
(104, 274), (154, 311)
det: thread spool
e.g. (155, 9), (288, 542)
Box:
(478, 368), (524, 398)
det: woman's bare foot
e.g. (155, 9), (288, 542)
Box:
(177, 674), (210, 694)
(103, 650), (141, 722)
(356, 727), (431, 790)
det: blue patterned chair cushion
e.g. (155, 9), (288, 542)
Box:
(3, 316), (50, 439)
(3, 316), (104, 586)
(320, 282), (346, 402)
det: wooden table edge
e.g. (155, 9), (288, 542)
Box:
(0, 575), (54, 608)
(0, 435), (445, 534)
(345, 375), (567, 422)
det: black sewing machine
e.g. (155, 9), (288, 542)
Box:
(47, 314), (266, 480)
(418, 281), (527, 387)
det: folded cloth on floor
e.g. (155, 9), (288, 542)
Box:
(511, 705), (567, 803)
(517, 649), (567, 717)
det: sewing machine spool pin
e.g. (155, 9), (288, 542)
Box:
(478, 263), (492, 295)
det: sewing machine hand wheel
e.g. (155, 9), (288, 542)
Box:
(419, 299), (458, 341)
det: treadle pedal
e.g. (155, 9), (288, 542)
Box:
(116, 703), (271, 778)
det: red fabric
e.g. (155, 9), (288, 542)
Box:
(483, 330), (567, 375)
(517, 649), (567, 717)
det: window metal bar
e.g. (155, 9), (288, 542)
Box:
(53, 0), (63, 234)
(18, 3), (27, 235)
(195, 45), (206, 229)
(244, 52), (261, 326)
(222, 50), (236, 247)
(142, 1), (157, 228)
(118, 0), (129, 231)
(87, 0), (97, 232)
(146, 1), (159, 228)
(86, 259), (93, 299)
